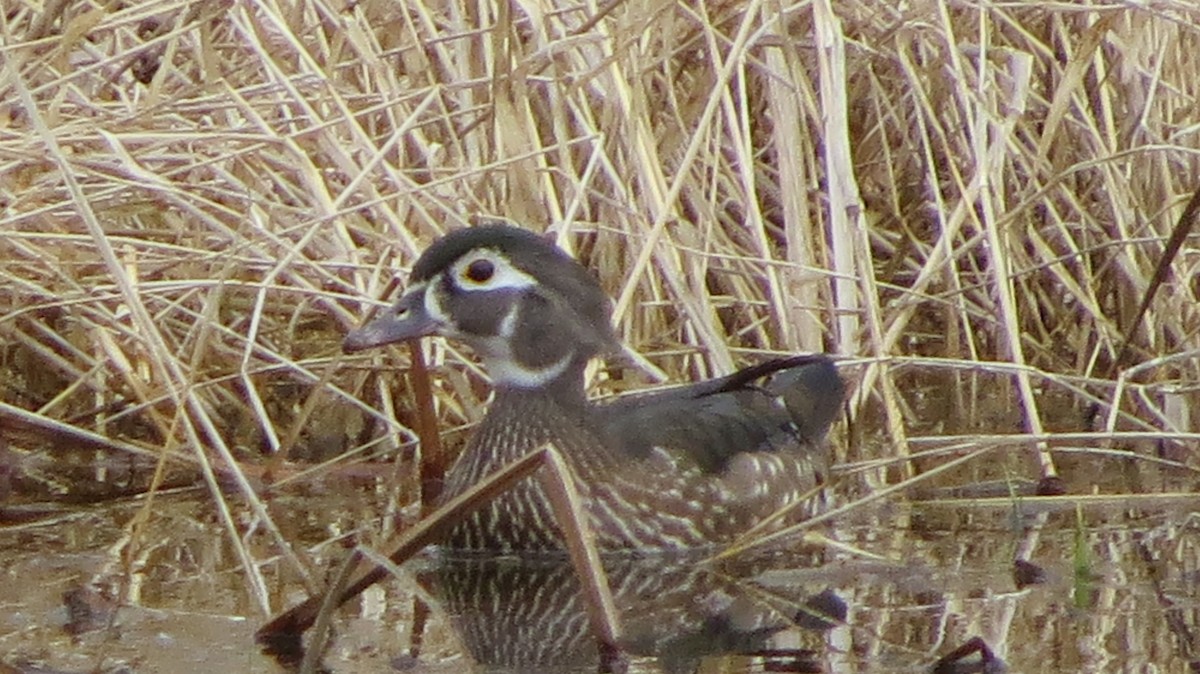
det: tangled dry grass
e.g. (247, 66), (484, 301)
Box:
(2, 0), (1199, 610)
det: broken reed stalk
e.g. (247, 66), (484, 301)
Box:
(256, 443), (622, 666)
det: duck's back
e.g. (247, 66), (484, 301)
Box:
(585, 355), (843, 550)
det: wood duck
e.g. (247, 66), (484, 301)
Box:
(344, 223), (843, 553)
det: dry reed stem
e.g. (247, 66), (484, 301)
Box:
(1, 0), (1198, 610)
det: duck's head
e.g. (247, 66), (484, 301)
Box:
(344, 224), (617, 390)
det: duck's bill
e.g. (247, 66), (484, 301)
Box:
(343, 288), (438, 353)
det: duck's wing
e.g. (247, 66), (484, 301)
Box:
(594, 355), (844, 474)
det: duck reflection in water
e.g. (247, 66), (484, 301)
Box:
(423, 553), (845, 673)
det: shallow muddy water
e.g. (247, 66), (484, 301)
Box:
(1, 483), (1196, 673)
(2, 362), (1196, 673)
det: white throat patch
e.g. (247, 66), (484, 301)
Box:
(483, 302), (574, 388)
(485, 352), (573, 388)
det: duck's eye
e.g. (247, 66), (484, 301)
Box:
(463, 258), (495, 284)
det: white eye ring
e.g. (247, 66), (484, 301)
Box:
(462, 258), (495, 284)
(449, 250), (536, 292)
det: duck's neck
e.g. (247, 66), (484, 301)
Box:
(490, 358), (590, 417)
(439, 360), (594, 504)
